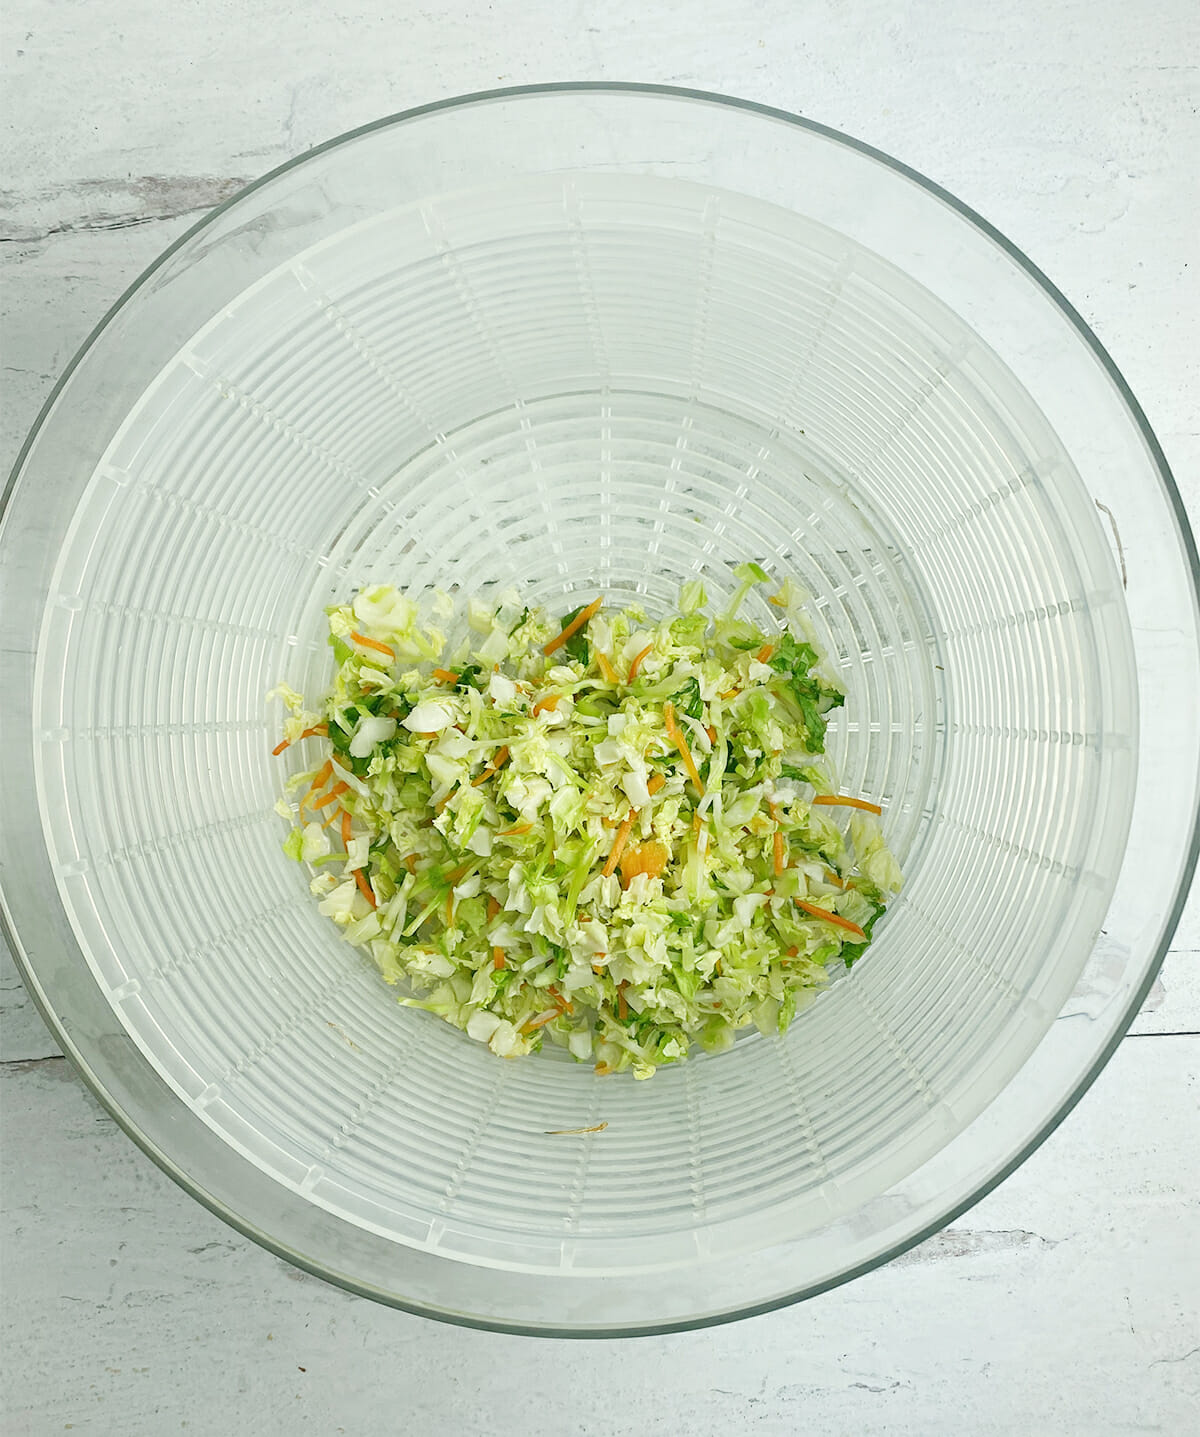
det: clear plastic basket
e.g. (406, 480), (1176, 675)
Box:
(2, 86), (1197, 1335)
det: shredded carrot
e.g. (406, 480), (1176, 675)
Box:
(812, 794), (884, 815)
(770, 802), (785, 876)
(446, 863), (472, 885)
(340, 809), (352, 848)
(592, 962), (606, 975)
(663, 701), (703, 791)
(402, 853), (418, 875)
(354, 869), (376, 908)
(271, 723), (328, 756)
(602, 808), (637, 877)
(435, 790), (456, 814)
(498, 822), (533, 837)
(320, 807), (343, 830)
(627, 644), (653, 682)
(785, 945), (799, 958)
(493, 948), (506, 970)
(431, 667), (458, 683)
(616, 982), (629, 1020)
(619, 840), (669, 888)
(487, 895), (500, 922)
(768, 591), (788, 607)
(472, 745), (510, 786)
(548, 986), (573, 1014)
(692, 810), (703, 839)
(705, 724), (717, 744)
(594, 651), (616, 683)
(719, 687), (740, 700)
(311, 780), (349, 810)
(531, 693), (561, 716)
(646, 772), (666, 796)
(543, 595), (603, 655)
(350, 631), (396, 661)
(794, 899), (866, 940)
(823, 868), (848, 889)
(601, 814), (616, 829)
(523, 1009), (560, 1033)
(300, 758), (334, 810)
(756, 643), (775, 664)
(594, 1062), (614, 1076)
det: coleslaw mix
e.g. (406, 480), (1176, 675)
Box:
(271, 565), (901, 1077)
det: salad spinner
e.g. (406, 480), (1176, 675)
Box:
(2, 85), (1197, 1335)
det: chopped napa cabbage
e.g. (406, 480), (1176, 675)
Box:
(270, 569), (901, 1077)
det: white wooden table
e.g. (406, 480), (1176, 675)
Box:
(2, 3), (1197, 1432)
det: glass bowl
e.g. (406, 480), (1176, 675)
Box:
(2, 85), (1197, 1335)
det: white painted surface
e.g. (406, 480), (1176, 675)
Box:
(1, 0), (1197, 1431)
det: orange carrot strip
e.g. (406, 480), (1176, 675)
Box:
(646, 772), (666, 796)
(616, 983), (628, 1021)
(354, 869), (376, 908)
(663, 701), (703, 790)
(350, 631), (396, 661)
(591, 961), (606, 975)
(785, 945), (800, 958)
(756, 643), (775, 664)
(523, 1009), (560, 1033)
(627, 644), (653, 682)
(705, 725), (717, 744)
(812, 794), (883, 815)
(692, 810), (703, 839)
(602, 808), (637, 878)
(548, 986), (574, 1015)
(719, 687), (740, 700)
(543, 596), (603, 655)
(273, 724), (326, 756)
(493, 948), (506, 970)
(487, 896), (501, 922)
(431, 667), (458, 683)
(770, 803), (785, 876)
(794, 899), (866, 940)
(472, 745), (510, 786)
(498, 822), (533, 837)
(414, 731), (439, 741)
(402, 853), (418, 875)
(531, 693), (562, 716)
(341, 809), (353, 848)
(596, 651), (619, 683)
(311, 780), (349, 810)
(320, 808), (342, 830)
(823, 868), (848, 889)
(300, 758), (334, 809)
(768, 592), (788, 608)
(594, 1062), (614, 1076)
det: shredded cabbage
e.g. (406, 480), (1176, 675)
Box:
(271, 570), (901, 1077)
